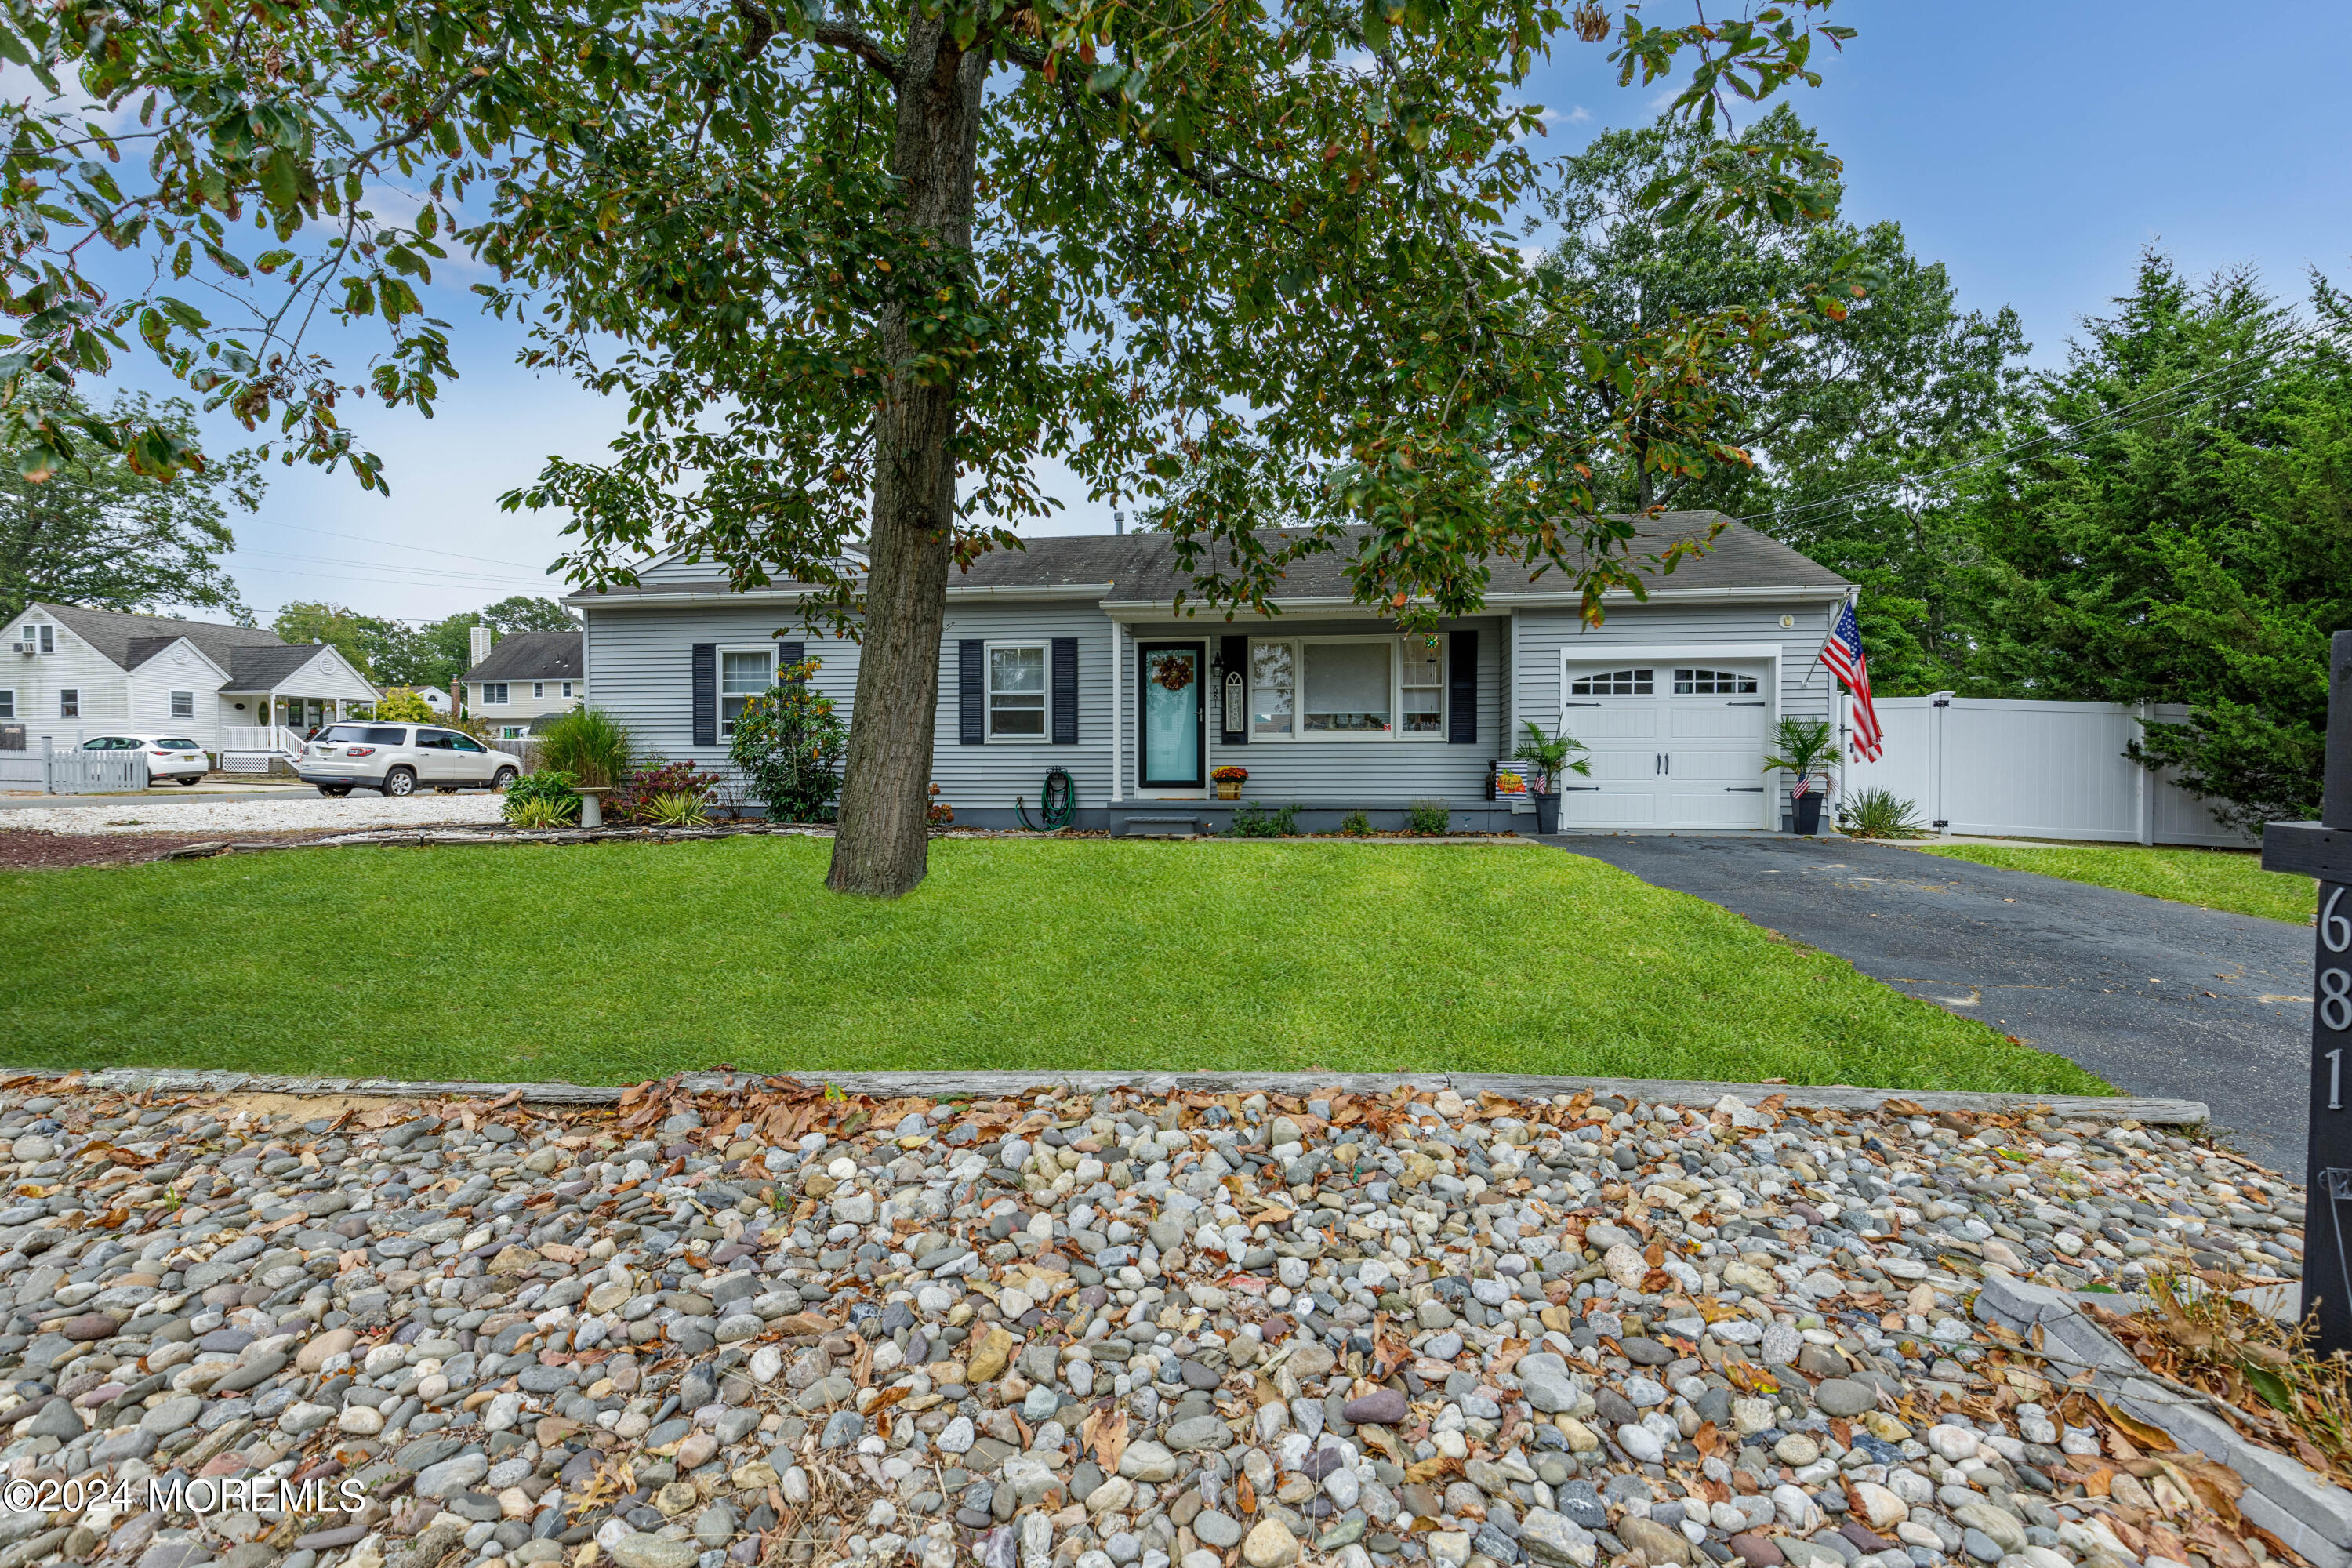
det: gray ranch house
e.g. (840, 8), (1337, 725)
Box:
(567, 511), (1853, 833)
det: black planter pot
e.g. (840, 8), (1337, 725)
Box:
(1533, 791), (1561, 834)
(1791, 791), (1824, 835)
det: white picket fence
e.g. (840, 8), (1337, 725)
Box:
(0, 743), (149, 794)
(1841, 695), (2252, 846)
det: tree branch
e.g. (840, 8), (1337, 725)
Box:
(732, 0), (905, 83)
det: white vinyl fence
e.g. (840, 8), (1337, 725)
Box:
(0, 741), (149, 795)
(1841, 695), (2252, 846)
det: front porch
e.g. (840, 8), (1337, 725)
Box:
(219, 692), (366, 772)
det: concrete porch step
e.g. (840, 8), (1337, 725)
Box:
(1120, 815), (1205, 838)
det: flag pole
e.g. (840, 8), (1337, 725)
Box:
(1835, 589), (1858, 804)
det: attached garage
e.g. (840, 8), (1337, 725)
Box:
(1554, 649), (1779, 830)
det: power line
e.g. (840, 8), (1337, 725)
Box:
(227, 547), (557, 589)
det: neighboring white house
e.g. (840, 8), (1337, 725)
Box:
(2, 602), (381, 757)
(461, 626), (587, 740)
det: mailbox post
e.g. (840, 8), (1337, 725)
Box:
(2263, 630), (2352, 1354)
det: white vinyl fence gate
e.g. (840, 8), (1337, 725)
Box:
(1842, 695), (2252, 847)
(0, 739), (149, 795)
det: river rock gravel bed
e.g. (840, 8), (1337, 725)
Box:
(0, 1079), (2317, 1568)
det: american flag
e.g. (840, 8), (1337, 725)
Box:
(1820, 599), (1884, 761)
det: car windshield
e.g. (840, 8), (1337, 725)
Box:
(153, 739), (201, 750)
(321, 724), (406, 745)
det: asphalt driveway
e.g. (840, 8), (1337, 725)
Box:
(1548, 834), (2315, 1174)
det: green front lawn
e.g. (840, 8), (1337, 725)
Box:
(2, 837), (2107, 1091)
(1911, 841), (2316, 926)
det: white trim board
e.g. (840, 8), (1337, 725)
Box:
(1558, 644), (1788, 664)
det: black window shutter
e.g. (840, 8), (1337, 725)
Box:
(691, 643), (717, 748)
(777, 640), (804, 681)
(958, 639), (985, 744)
(1218, 634), (1249, 745)
(1051, 637), (1079, 745)
(1448, 630), (1477, 744)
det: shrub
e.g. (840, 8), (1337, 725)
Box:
(538, 706), (637, 790)
(1225, 800), (1299, 838)
(368, 688), (437, 724)
(1838, 787), (1929, 840)
(1407, 799), (1450, 835)
(613, 760), (723, 825)
(1340, 811), (1372, 837)
(502, 771), (580, 826)
(641, 791), (712, 827)
(731, 659), (848, 822)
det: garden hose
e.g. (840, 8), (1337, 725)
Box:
(1016, 766), (1077, 831)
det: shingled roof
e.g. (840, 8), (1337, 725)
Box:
(569, 512), (1846, 606)
(463, 629), (586, 683)
(36, 602), (288, 673)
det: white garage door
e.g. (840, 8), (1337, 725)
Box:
(1556, 662), (1773, 829)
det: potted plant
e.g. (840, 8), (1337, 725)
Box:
(1212, 764), (1247, 801)
(1511, 720), (1592, 835)
(1762, 717), (1844, 835)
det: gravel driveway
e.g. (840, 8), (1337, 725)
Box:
(0, 791), (505, 836)
(1546, 836), (2315, 1172)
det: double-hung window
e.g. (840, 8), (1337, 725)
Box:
(718, 648), (775, 739)
(59, 689), (78, 718)
(1248, 635), (1448, 739)
(481, 682), (510, 706)
(561, 681), (575, 699)
(532, 681), (545, 699)
(17, 623), (50, 653)
(169, 691), (194, 720)
(986, 644), (1047, 739)
(0, 691), (13, 720)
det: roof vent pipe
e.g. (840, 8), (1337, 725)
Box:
(1112, 510), (1126, 535)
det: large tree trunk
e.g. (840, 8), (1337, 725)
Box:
(826, 16), (988, 898)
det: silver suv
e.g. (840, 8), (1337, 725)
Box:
(299, 724), (521, 797)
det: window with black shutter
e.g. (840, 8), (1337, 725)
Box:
(1051, 637), (1079, 744)
(691, 644), (717, 747)
(1448, 630), (1477, 743)
(957, 640), (985, 744)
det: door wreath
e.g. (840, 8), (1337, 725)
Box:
(1149, 652), (1195, 692)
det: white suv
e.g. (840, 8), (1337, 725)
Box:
(299, 724), (521, 797)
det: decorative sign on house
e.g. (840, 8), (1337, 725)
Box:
(2261, 629), (2352, 1354)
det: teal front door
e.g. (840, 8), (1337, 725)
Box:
(1138, 642), (1205, 789)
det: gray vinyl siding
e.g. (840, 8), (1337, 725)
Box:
(580, 601), (1115, 809)
(1125, 616), (1509, 806)
(1513, 597), (1842, 816)
(582, 605), (864, 779)
(935, 603), (1116, 809)
(627, 551), (734, 586)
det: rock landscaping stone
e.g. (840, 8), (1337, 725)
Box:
(0, 1073), (2310, 1568)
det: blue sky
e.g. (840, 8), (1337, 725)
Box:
(127, 0), (2352, 624)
